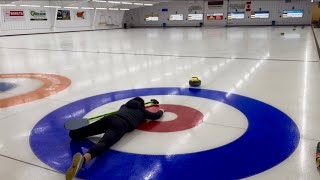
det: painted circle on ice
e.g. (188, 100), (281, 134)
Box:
(0, 73), (71, 108)
(138, 104), (204, 132)
(0, 82), (16, 92)
(30, 87), (300, 179)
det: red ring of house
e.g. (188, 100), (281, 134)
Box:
(0, 73), (71, 108)
(138, 104), (204, 132)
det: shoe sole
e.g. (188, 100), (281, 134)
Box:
(66, 153), (83, 180)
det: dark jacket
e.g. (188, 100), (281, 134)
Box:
(115, 99), (163, 128)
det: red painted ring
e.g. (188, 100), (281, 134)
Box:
(138, 104), (204, 132)
(0, 73), (71, 108)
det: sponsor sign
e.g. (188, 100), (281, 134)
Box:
(207, 13), (224, 20)
(283, 10), (303, 18)
(57, 10), (71, 20)
(145, 16), (159, 21)
(75, 10), (85, 20)
(169, 14), (183, 21)
(250, 11), (269, 19)
(188, 14), (203, 20)
(208, 1), (224, 9)
(228, 12), (245, 19)
(30, 10), (47, 21)
(3, 10), (25, 21)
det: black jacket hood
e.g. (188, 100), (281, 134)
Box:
(124, 99), (143, 109)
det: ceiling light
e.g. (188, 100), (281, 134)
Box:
(122, 2), (133, 4)
(144, 4), (153, 6)
(108, 1), (120, 3)
(81, 7), (94, 9)
(134, 3), (143, 5)
(44, 5), (61, 8)
(120, 8), (130, 10)
(92, 0), (107, 2)
(20, 5), (41, 7)
(109, 8), (119, 10)
(0, 4), (16, 6)
(64, 7), (79, 9)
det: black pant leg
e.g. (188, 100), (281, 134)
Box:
(69, 116), (113, 140)
(88, 116), (130, 158)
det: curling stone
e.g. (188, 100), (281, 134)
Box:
(189, 77), (201, 87)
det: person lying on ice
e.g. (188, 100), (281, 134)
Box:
(66, 97), (165, 180)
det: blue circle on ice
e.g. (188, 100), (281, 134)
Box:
(0, 82), (16, 92)
(30, 87), (300, 179)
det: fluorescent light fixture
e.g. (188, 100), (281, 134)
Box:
(64, 7), (79, 9)
(121, 2), (132, 4)
(0, 4), (17, 6)
(92, 0), (106, 2)
(144, 3), (153, 6)
(109, 8), (119, 10)
(134, 3), (143, 5)
(44, 5), (61, 8)
(81, 7), (94, 9)
(108, 1), (120, 3)
(120, 8), (130, 11)
(20, 5), (41, 7)
(96, 7), (107, 10)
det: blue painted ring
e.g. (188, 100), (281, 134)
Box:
(30, 87), (300, 179)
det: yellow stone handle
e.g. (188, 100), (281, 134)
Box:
(191, 77), (200, 82)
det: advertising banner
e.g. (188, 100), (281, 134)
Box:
(228, 12), (245, 19)
(30, 10), (47, 21)
(188, 14), (203, 20)
(251, 11), (269, 19)
(283, 10), (303, 18)
(145, 15), (159, 21)
(207, 13), (223, 20)
(208, 1), (224, 9)
(169, 14), (183, 21)
(3, 10), (25, 21)
(75, 10), (86, 20)
(57, 10), (71, 20)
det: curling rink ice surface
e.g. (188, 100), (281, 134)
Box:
(0, 27), (320, 179)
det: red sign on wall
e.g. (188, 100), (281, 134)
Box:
(4, 10), (25, 21)
(246, 1), (251, 12)
(9, 11), (24, 16)
(207, 13), (224, 20)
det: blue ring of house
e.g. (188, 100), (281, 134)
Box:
(29, 87), (300, 179)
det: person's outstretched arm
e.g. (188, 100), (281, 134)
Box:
(143, 109), (165, 120)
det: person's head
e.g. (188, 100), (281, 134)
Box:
(132, 97), (144, 107)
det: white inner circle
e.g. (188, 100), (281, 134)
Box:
(156, 112), (177, 122)
(86, 95), (248, 155)
(0, 78), (43, 99)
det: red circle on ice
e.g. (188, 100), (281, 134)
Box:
(138, 104), (204, 132)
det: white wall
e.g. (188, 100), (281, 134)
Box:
(125, 2), (204, 27)
(204, 0), (228, 26)
(0, 7), (51, 30)
(124, 0), (313, 27)
(226, 0), (312, 26)
(94, 10), (124, 30)
(54, 9), (91, 28)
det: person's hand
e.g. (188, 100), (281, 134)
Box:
(159, 109), (165, 113)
